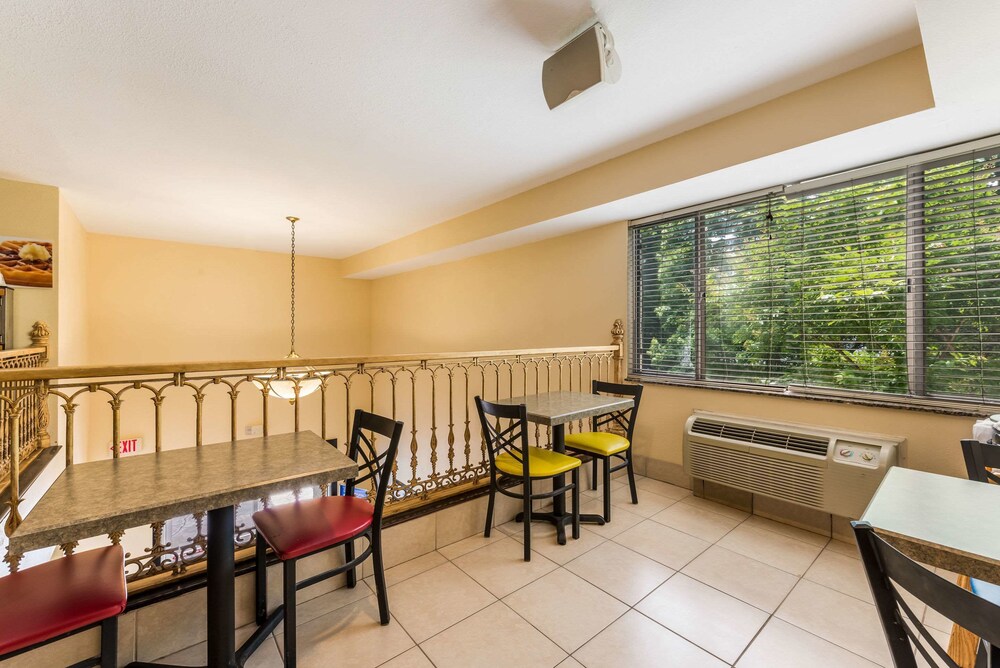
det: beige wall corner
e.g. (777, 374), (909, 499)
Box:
(344, 46), (934, 279)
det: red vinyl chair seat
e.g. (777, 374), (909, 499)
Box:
(253, 495), (374, 561)
(0, 545), (127, 657)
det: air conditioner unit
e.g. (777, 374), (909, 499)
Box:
(683, 411), (902, 519)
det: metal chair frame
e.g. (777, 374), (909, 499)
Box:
(564, 380), (642, 522)
(477, 396), (580, 562)
(242, 409), (404, 667)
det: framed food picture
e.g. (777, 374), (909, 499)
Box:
(0, 239), (53, 288)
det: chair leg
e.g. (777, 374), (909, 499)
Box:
(283, 559), (297, 668)
(344, 538), (356, 588)
(602, 457), (612, 522)
(522, 479), (532, 562)
(591, 457), (598, 490)
(626, 450), (639, 504)
(484, 481), (496, 538)
(100, 615), (117, 668)
(571, 468), (581, 540)
(255, 535), (268, 625)
(372, 532), (390, 625)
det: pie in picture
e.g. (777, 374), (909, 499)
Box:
(0, 239), (53, 288)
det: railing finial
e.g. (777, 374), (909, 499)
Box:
(612, 319), (625, 383)
(29, 320), (50, 365)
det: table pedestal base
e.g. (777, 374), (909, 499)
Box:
(514, 511), (605, 545)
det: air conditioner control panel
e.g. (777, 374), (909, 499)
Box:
(832, 441), (882, 468)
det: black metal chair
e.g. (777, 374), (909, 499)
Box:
(0, 545), (126, 667)
(961, 439), (1000, 484)
(853, 521), (1000, 667)
(477, 396), (581, 562)
(563, 380), (643, 522)
(246, 410), (404, 667)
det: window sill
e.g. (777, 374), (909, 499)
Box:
(626, 373), (998, 419)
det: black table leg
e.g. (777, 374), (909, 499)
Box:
(207, 505), (237, 668)
(515, 423), (605, 545)
(127, 506), (237, 668)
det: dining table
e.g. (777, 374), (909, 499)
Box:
(8, 430), (358, 668)
(860, 466), (1000, 586)
(495, 390), (634, 545)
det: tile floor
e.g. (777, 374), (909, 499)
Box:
(156, 474), (954, 667)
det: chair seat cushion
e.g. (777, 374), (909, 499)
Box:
(496, 446), (581, 478)
(564, 431), (630, 456)
(971, 578), (1000, 607)
(0, 545), (126, 657)
(253, 495), (374, 561)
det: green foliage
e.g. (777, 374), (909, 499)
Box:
(635, 156), (1000, 400)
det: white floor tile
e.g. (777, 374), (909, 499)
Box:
(575, 609), (727, 668)
(452, 536), (558, 597)
(681, 545), (798, 613)
(737, 618), (881, 668)
(388, 561), (496, 642)
(421, 602), (567, 668)
(504, 568), (628, 653)
(612, 519), (710, 570)
(637, 574), (768, 664)
(565, 540), (673, 606)
(717, 524), (823, 576)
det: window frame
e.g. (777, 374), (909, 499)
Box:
(627, 137), (1000, 414)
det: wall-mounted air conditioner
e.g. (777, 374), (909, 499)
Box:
(683, 411), (902, 519)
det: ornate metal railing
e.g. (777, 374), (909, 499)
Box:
(0, 322), (50, 487)
(0, 320), (625, 587)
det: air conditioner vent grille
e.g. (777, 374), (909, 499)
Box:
(690, 418), (829, 457)
(687, 440), (825, 509)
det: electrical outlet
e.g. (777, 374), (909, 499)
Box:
(245, 424), (264, 437)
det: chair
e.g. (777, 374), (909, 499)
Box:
(959, 438), (1000, 665)
(477, 396), (581, 562)
(563, 380), (642, 522)
(961, 439), (1000, 484)
(0, 545), (126, 667)
(853, 521), (1000, 668)
(250, 410), (403, 667)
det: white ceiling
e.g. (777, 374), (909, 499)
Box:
(0, 0), (921, 258)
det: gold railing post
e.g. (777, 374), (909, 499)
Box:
(612, 319), (625, 383)
(4, 405), (22, 537)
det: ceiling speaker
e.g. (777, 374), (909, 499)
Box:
(542, 22), (621, 110)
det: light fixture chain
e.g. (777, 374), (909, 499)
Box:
(288, 216), (297, 356)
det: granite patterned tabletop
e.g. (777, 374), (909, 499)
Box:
(495, 391), (633, 426)
(860, 466), (1000, 586)
(9, 431), (358, 554)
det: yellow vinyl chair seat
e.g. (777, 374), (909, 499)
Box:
(564, 431), (630, 457)
(496, 446), (582, 478)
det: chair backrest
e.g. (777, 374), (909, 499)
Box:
(853, 521), (1000, 667)
(590, 380), (643, 442)
(475, 397), (530, 481)
(961, 439), (1000, 484)
(342, 408), (404, 523)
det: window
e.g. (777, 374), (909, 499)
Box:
(629, 144), (1000, 406)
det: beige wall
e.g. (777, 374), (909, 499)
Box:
(85, 233), (371, 365)
(0, 178), (59, 355)
(369, 220), (975, 480)
(57, 195), (89, 365)
(370, 222), (627, 353)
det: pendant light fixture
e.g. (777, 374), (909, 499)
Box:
(254, 216), (322, 402)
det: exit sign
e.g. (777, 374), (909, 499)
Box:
(110, 437), (143, 455)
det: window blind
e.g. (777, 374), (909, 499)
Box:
(918, 150), (1000, 401)
(628, 140), (1000, 406)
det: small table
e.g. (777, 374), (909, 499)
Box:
(860, 466), (1000, 586)
(495, 391), (634, 544)
(9, 431), (358, 668)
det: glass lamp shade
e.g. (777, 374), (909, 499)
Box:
(266, 374), (321, 401)
(252, 353), (322, 402)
